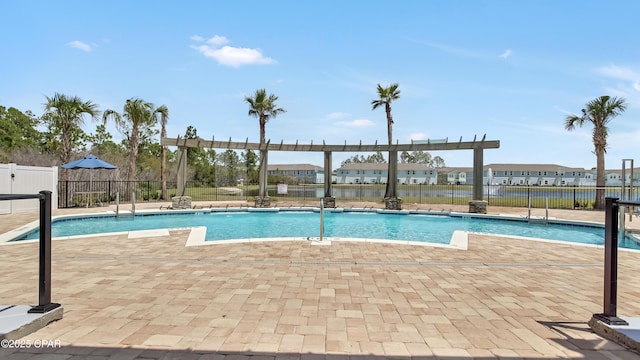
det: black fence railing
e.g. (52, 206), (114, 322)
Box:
(57, 181), (640, 210)
(57, 180), (247, 208)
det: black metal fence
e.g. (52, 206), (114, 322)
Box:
(57, 181), (640, 210)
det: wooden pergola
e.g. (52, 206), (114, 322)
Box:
(161, 135), (500, 210)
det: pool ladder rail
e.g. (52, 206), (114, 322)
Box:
(527, 196), (549, 225)
(115, 192), (136, 218)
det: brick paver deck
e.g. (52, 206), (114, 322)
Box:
(1, 203), (640, 359)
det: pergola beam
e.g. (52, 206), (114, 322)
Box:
(161, 137), (500, 152)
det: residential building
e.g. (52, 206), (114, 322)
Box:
(267, 164), (324, 184)
(272, 162), (640, 187)
(336, 163), (438, 184)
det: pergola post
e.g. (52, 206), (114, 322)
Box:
(176, 146), (188, 197)
(469, 148), (487, 213)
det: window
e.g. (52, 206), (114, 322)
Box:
(543, 171), (547, 176)
(509, 171), (513, 176)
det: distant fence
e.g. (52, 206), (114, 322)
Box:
(57, 180), (247, 208)
(0, 163), (58, 214)
(57, 181), (639, 210)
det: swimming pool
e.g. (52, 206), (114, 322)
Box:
(7, 208), (640, 250)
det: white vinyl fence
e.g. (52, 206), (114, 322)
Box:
(0, 164), (58, 214)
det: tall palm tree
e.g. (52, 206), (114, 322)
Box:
(245, 89), (286, 199)
(372, 83), (400, 201)
(565, 95), (627, 210)
(103, 98), (169, 183)
(245, 89), (286, 143)
(158, 106), (169, 200)
(44, 93), (99, 181)
(371, 83), (400, 145)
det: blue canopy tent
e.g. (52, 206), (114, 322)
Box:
(61, 154), (117, 206)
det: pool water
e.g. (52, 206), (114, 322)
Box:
(12, 210), (640, 249)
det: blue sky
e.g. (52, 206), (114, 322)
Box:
(2, 0), (640, 169)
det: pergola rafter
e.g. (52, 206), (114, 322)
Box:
(162, 135), (500, 210)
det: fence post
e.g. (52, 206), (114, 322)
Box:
(451, 184), (454, 205)
(65, 180), (70, 208)
(28, 191), (61, 313)
(486, 184), (490, 204)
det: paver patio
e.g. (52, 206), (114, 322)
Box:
(1, 202), (640, 359)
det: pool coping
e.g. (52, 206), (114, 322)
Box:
(2, 207), (635, 252)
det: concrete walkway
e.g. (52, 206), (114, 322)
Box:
(1, 203), (640, 359)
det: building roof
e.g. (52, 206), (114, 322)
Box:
(338, 163), (436, 171)
(268, 163), (640, 174)
(267, 164), (323, 171)
(483, 163), (586, 172)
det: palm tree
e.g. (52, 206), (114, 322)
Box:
(565, 95), (627, 210)
(44, 93), (99, 181)
(372, 83), (400, 202)
(371, 83), (400, 145)
(103, 98), (169, 183)
(245, 89), (286, 143)
(158, 106), (169, 200)
(245, 89), (286, 200)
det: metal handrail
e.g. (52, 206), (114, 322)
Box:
(319, 198), (324, 241)
(593, 197), (640, 326)
(0, 191), (60, 313)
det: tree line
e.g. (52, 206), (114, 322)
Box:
(0, 96), (258, 201)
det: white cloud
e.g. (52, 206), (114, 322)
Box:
(336, 119), (374, 127)
(206, 35), (229, 46)
(409, 132), (427, 141)
(597, 65), (640, 81)
(191, 35), (275, 67)
(326, 112), (349, 120)
(499, 49), (512, 59)
(596, 65), (640, 107)
(67, 40), (92, 52)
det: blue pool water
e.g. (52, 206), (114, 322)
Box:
(11, 210), (640, 249)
